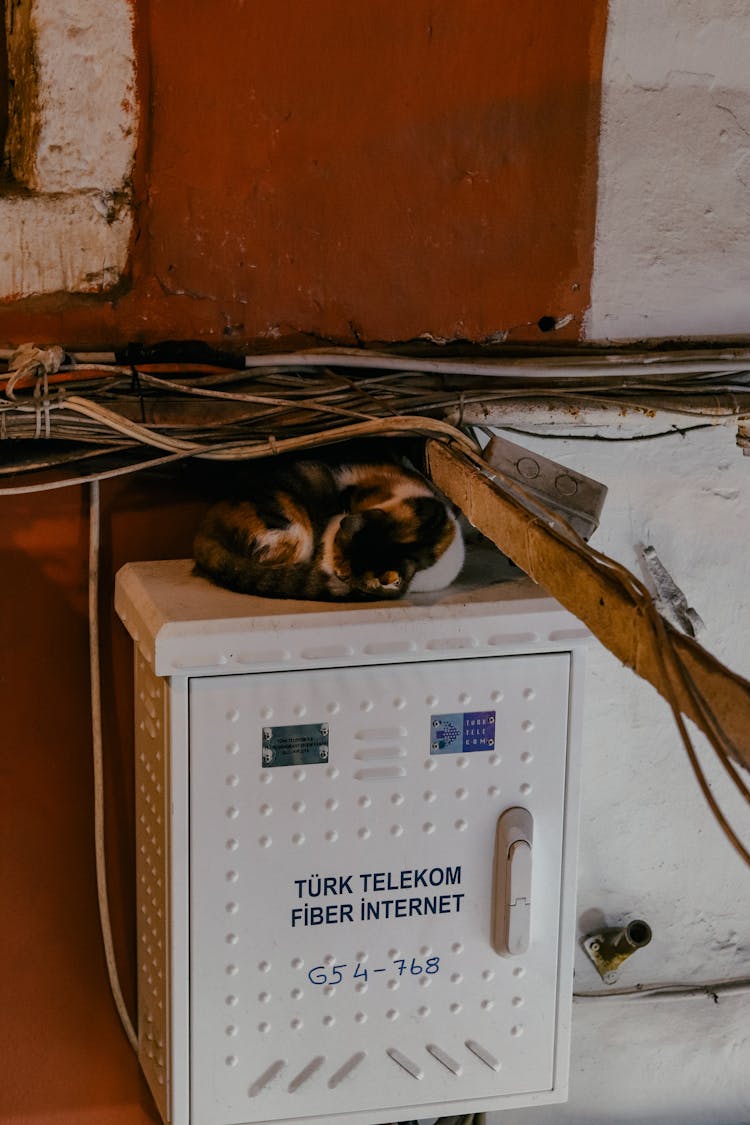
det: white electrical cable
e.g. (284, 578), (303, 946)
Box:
(574, 976), (750, 1001)
(0, 420), (479, 499)
(242, 347), (750, 380)
(2, 342), (750, 379)
(0, 450), (194, 495)
(89, 479), (138, 1053)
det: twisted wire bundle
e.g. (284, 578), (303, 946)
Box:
(2, 343), (750, 477)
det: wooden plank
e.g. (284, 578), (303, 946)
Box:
(427, 439), (750, 770)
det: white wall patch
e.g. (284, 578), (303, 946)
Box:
(1, 0), (138, 298)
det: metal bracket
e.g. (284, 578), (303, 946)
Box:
(638, 544), (705, 637)
(482, 433), (608, 540)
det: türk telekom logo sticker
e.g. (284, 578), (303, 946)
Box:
(430, 711), (496, 755)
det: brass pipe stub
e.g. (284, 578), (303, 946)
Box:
(582, 919), (653, 984)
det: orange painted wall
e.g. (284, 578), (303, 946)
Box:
(1, 4), (607, 1123)
(0, 0), (606, 350)
(0, 11), (7, 164)
(1, 477), (206, 1125)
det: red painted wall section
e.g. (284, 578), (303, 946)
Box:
(0, 5), (8, 168)
(0, 0), (607, 349)
(1, 479), (206, 1125)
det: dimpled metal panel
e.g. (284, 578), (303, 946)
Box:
(134, 652), (170, 1121)
(188, 653), (570, 1125)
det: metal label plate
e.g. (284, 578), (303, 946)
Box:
(262, 722), (329, 767)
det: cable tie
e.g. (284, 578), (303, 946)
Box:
(42, 368), (51, 439)
(28, 366), (53, 440)
(5, 343), (65, 400)
(130, 366), (146, 423)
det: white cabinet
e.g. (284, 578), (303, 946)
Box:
(116, 551), (586, 1125)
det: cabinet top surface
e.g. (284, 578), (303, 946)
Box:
(115, 547), (587, 675)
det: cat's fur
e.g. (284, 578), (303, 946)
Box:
(193, 460), (464, 601)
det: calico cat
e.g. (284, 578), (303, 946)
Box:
(193, 459), (464, 601)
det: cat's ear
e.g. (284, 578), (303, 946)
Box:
(407, 497), (450, 539)
(335, 512), (366, 547)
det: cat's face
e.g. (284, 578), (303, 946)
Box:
(332, 500), (452, 600)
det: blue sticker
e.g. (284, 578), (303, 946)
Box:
(430, 711), (496, 755)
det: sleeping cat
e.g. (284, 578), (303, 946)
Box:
(193, 459), (464, 601)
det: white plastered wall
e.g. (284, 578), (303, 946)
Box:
(585, 0), (750, 342)
(483, 427), (750, 1125)
(485, 4), (750, 1122)
(0, 0), (138, 298)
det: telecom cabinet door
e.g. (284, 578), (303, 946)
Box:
(188, 653), (571, 1125)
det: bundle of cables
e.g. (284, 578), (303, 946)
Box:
(3, 340), (750, 485)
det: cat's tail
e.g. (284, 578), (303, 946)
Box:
(194, 515), (333, 600)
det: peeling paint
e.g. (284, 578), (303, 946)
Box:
(0, 193), (132, 298)
(0, 0), (137, 298)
